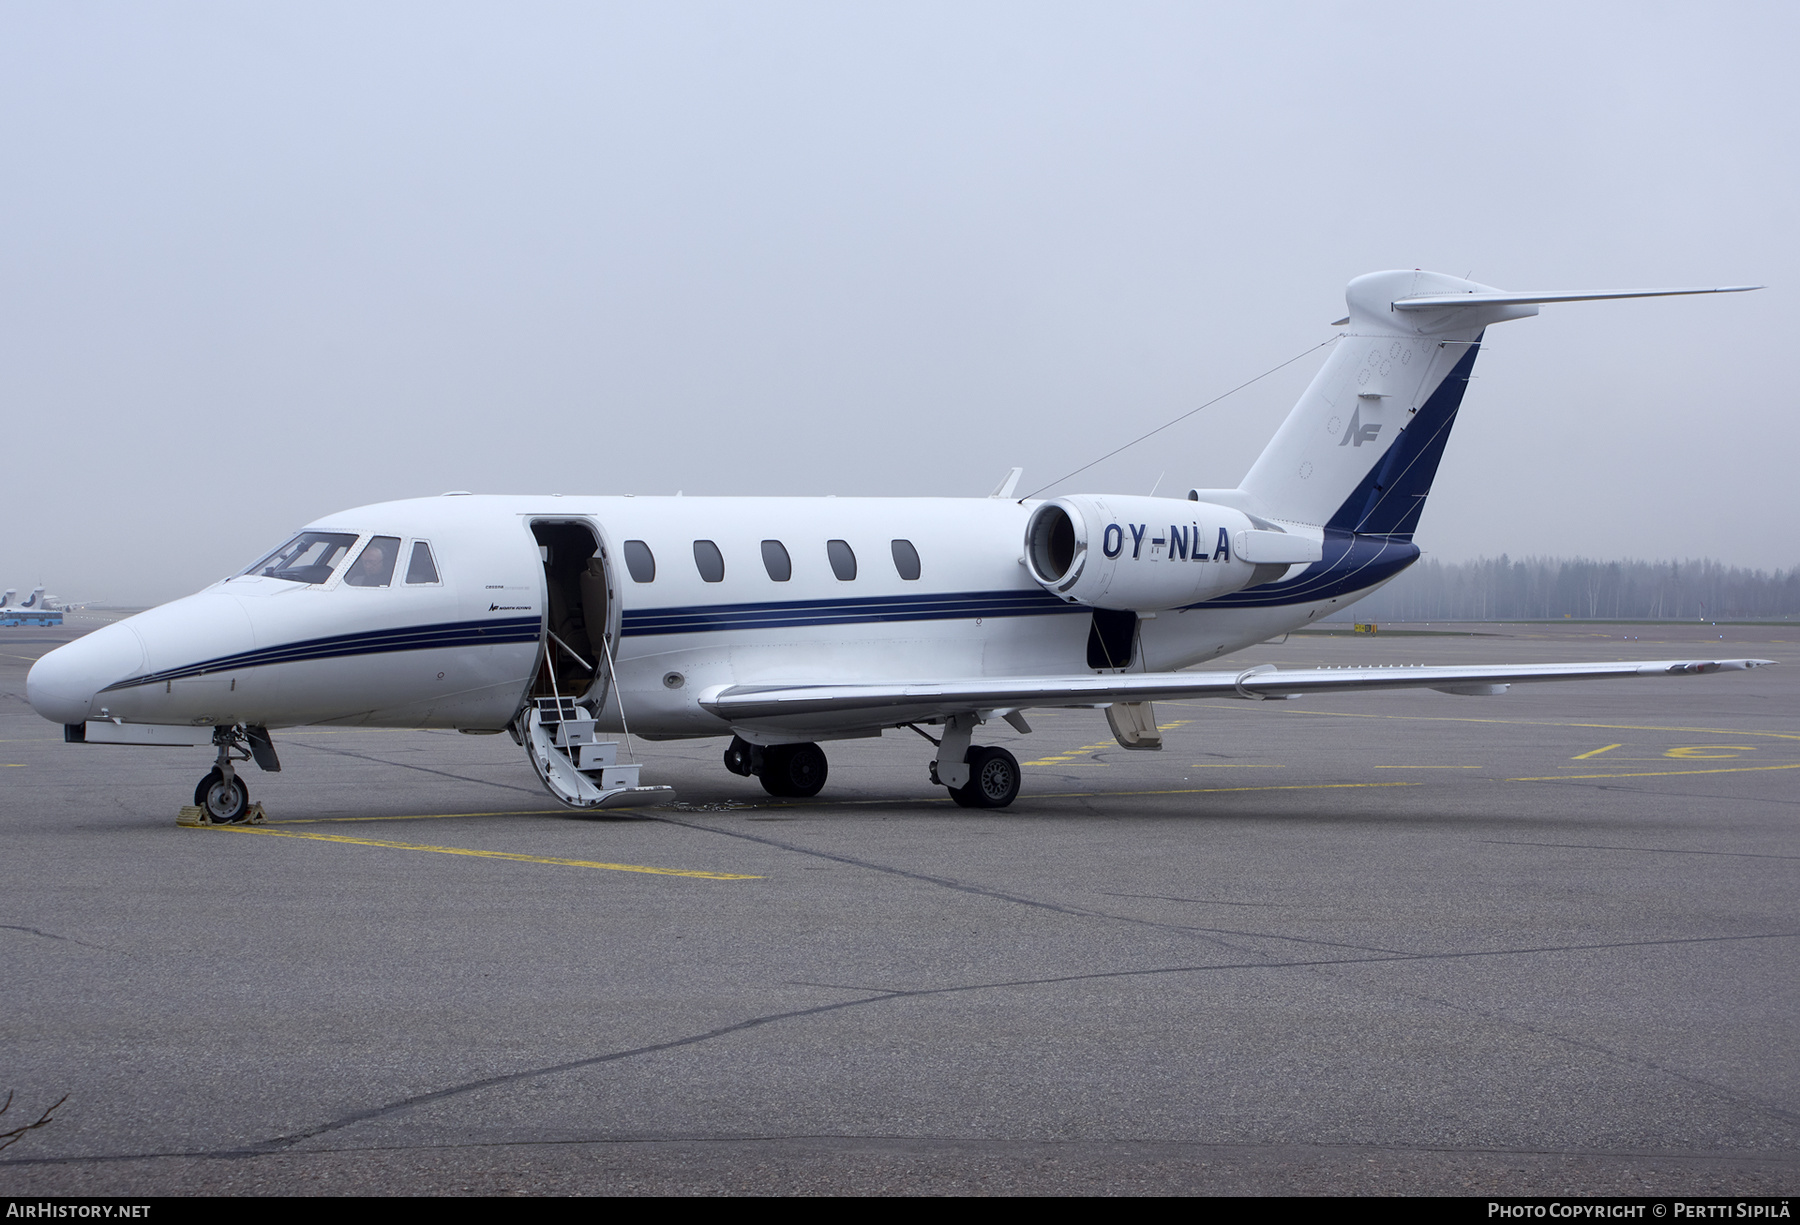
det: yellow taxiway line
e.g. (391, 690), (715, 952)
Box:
(1171, 704), (1800, 744)
(264, 809), (568, 825)
(780, 780), (1424, 808)
(1510, 762), (1800, 783)
(191, 824), (761, 880)
(1020, 781), (1421, 799)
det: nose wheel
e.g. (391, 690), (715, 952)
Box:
(194, 768), (250, 823)
(186, 724), (277, 823)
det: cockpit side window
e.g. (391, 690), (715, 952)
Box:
(344, 536), (402, 588)
(404, 541), (440, 585)
(242, 532), (359, 585)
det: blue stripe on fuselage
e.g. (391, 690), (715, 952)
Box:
(100, 615), (543, 691)
(624, 539), (1419, 636)
(105, 540), (1419, 689)
(621, 588), (1073, 636)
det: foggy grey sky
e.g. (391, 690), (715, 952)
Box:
(3, 2), (1794, 606)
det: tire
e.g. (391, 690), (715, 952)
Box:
(949, 746), (1021, 809)
(194, 768), (250, 823)
(758, 742), (828, 798)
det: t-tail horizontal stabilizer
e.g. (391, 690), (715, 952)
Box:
(1391, 285), (1761, 311)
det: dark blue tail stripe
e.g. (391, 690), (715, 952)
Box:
(1325, 339), (1482, 537)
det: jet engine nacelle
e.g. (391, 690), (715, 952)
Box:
(1024, 495), (1294, 611)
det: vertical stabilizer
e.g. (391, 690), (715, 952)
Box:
(1237, 271), (1757, 536)
(1239, 271), (1521, 535)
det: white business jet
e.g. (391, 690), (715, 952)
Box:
(27, 270), (1770, 821)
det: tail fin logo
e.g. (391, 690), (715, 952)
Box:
(1338, 405), (1382, 448)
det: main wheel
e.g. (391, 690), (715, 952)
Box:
(948, 746), (1021, 809)
(194, 768), (250, 823)
(758, 742), (828, 798)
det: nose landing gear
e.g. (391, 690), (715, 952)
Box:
(187, 725), (280, 824)
(194, 767), (250, 823)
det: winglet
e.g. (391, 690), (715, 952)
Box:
(990, 467), (1023, 499)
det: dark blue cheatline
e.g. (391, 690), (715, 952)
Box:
(101, 616), (542, 691)
(103, 540), (1419, 687)
(621, 589), (1074, 637)
(1191, 531), (1419, 610)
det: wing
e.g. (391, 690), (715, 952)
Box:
(701, 658), (1774, 732)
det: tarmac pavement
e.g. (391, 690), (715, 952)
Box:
(1, 615), (1795, 1195)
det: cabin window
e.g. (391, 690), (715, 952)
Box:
(890, 539), (921, 581)
(761, 540), (792, 582)
(826, 539), (857, 581)
(623, 540), (656, 582)
(344, 536), (402, 588)
(693, 540), (725, 582)
(242, 531), (359, 585)
(404, 541), (440, 585)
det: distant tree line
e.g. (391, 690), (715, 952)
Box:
(1328, 556), (1800, 622)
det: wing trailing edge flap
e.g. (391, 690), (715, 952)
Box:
(702, 659), (1774, 726)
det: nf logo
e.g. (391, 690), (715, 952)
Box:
(1339, 405), (1382, 448)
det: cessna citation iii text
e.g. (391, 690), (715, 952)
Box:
(27, 270), (1769, 820)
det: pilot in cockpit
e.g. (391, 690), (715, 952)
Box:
(344, 540), (396, 588)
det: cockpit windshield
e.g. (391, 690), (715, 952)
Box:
(241, 532), (360, 585)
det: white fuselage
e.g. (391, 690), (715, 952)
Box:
(27, 493), (1404, 741)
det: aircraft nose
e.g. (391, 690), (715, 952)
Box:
(27, 622), (148, 727)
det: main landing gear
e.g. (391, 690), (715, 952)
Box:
(722, 717), (1025, 809)
(723, 736), (828, 798)
(192, 725), (281, 824)
(940, 745), (1022, 809)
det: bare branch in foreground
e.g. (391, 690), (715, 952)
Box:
(0, 1090), (68, 1152)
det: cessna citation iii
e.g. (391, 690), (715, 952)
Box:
(28, 270), (1770, 820)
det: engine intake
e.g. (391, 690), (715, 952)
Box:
(1024, 495), (1298, 611)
